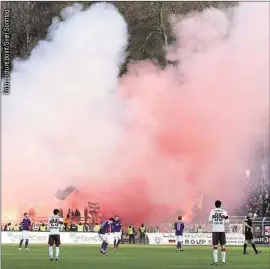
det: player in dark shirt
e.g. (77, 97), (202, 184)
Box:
(111, 216), (122, 249)
(174, 216), (184, 251)
(98, 218), (115, 254)
(243, 211), (261, 255)
(19, 212), (31, 250)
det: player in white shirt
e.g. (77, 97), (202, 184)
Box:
(208, 200), (229, 266)
(48, 209), (63, 261)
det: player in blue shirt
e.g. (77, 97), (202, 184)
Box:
(98, 218), (115, 254)
(174, 216), (184, 252)
(19, 212), (31, 250)
(111, 215), (122, 250)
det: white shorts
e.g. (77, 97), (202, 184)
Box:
(113, 232), (121, 240)
(176, 235), (183, 242)
(22, 230), (30, 240)
(98, 234), (108, 243)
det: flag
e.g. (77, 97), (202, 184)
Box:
(88, 202), (100, 212)
(55, 186), (76, 200)
(88, 202), (101, 223)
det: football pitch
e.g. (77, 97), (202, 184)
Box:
(2, 245), (269, 269)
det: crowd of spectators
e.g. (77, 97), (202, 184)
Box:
(247, 177), (269, 217)
(234, 164), (270, 218)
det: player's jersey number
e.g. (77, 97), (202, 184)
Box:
(213, 213), (223, 222)
(176, 223), (181, 230)
(50, 218), (60, 228)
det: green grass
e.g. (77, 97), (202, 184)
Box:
(2, 244), (269, 269)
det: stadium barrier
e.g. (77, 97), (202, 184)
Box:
(2, 232), (110, 244)
(146, 233), (245, 245)
(253, 236), (269, 245)
(2, 232), (249, 245)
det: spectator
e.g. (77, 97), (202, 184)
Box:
(4, 223), (11, 231)
(40, 222), (46, 232)
(197, 225), (203, 233)
(83, 223), (90, 232)
(66, 209), (71, 221)
(70, 222), (77, 232)
(77, 222), (84, 232)
(75, 209), (81, 223)
(84, 207), (89, 224)
(59, 208), (63, 218)
(128, 224), (135, 244)
(93, 223), (100, 232)
(64, 219), (69, 231)
(13, 223), (20, 231)
(139, 223), (146, 244)
(66, 208), (74, 222)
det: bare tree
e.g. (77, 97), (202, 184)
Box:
(1, 1), (236, 76)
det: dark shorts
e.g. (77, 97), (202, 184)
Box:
(212, 232), (226, 246)
(245, 232), (254, 241)
(48, 234), (61, 247)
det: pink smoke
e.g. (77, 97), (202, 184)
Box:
(108, 3), (268, 224)
(68, 3), (269, 226)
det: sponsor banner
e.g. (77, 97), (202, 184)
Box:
(147, 233), (245, 246)
(264, 226), (270, 236)
(253, 237), (269, 245)
(2, 232), (115, 244)
(3, 232), (48, 244)
(2, 232), (244, 245)
(67, 232), (114, 244)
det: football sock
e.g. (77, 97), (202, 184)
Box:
(49, 246), (53, 258)
(213, 248), (218, 263)
(104, 242), (108, 251)
(114, 239), (116, 247)
(101, 241), (105, 250)
(177, 242), (181, 249)
(243, 243), (247, 253)
(221, 248), (226, 263)
(251, 243), (258, 253)
(25, 239), (29, 248)
(55, 247), (60, 258)
(116, 239), (121, 247)
(19, 239), (24, 248)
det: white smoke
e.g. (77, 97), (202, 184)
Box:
(2, 3), (128, 216)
